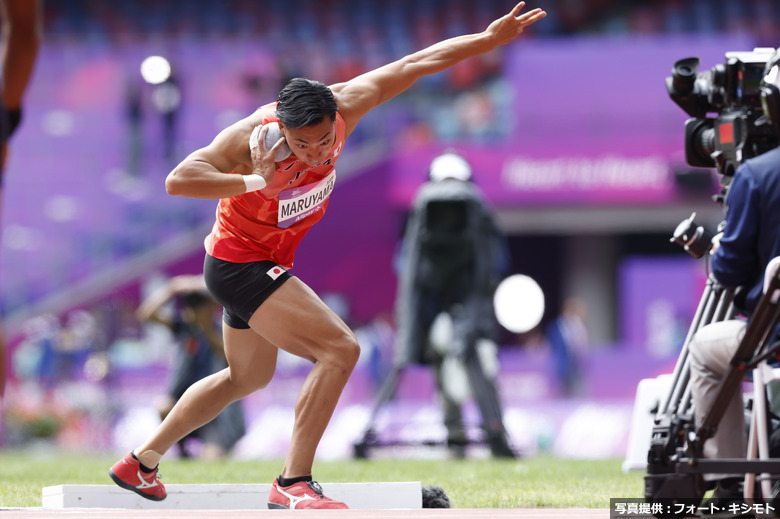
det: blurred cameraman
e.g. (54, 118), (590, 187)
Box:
(137, 275), (245, 459)
(688, 48), (780, 508)
(394, 151), (515, 458)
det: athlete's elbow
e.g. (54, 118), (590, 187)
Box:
(165, 169), (187, 196)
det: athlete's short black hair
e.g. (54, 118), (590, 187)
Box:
(276, 78), (338, 129)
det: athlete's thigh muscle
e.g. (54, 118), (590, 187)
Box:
(248, 276), (356, 364)
(223, 325), (279, 390)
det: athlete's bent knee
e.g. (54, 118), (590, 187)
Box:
(322, 331), (361, 374)
(225, 368), (273, 399)
(342, 334), (361, 370)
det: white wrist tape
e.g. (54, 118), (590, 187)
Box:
(243, 173), (267, 192)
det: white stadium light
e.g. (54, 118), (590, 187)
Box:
(493, 274), (545, 333)
(140, 55), (172, 85)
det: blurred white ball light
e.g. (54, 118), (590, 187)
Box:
(140, 55), (171, 85)
(493, 274), (545, 333)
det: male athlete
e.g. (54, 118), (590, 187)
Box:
(110, 3), (546, 509)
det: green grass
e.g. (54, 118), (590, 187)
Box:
(0, 450), (645, 508)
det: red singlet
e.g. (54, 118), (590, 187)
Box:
(205, 102), (346, 268)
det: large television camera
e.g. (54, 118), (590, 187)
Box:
(667, 48), (779, 259)
(667, 48), (778, 192)
(644, 48), (780, 517)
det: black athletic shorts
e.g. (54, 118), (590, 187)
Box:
(203, 254), (291, 329)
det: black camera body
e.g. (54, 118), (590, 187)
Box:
(667, 49), (779, 187)
(667, 49), (779, 259)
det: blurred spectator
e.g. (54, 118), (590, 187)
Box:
(136, 274), (245, 459)
(124, 79), (143, 176)
(41, 0), (780, 52)
(151, 72), (182, 163)
(544, 297), (590, 397)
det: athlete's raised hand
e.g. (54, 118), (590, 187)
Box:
(484, 2), (547, 47)
(331, 2), (546, 137)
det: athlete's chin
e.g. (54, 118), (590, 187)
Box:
(292, 155), (319, 167)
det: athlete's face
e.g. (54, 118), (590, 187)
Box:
(281, 119), (336, 166)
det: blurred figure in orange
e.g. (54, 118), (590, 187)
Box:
(0, 0), (42, 176)
(0, 0), (43, 398)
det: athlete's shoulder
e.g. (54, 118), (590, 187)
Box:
(248, 102), (279, 124)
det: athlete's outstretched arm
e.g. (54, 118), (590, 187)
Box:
(331, 2), (546, 136)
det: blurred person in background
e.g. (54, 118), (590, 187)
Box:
(394, 151), (515, 458)
(109, 3), (546, 509)
(136, 274), (245, 460)
(544, 296), (589, 397)
(150, 71), (182, 164)
(0, 0), (43, 399)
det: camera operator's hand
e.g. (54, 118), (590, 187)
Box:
(710, 232), (723, 255)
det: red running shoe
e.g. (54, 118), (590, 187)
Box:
(267, 478), (348, 509)
(108, 452), (167, 501)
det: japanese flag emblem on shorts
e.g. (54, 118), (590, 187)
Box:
(266, 265), (286, 280)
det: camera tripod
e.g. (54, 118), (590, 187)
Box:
(352, 339), (513, 459)
(644, 269), (780, 516)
